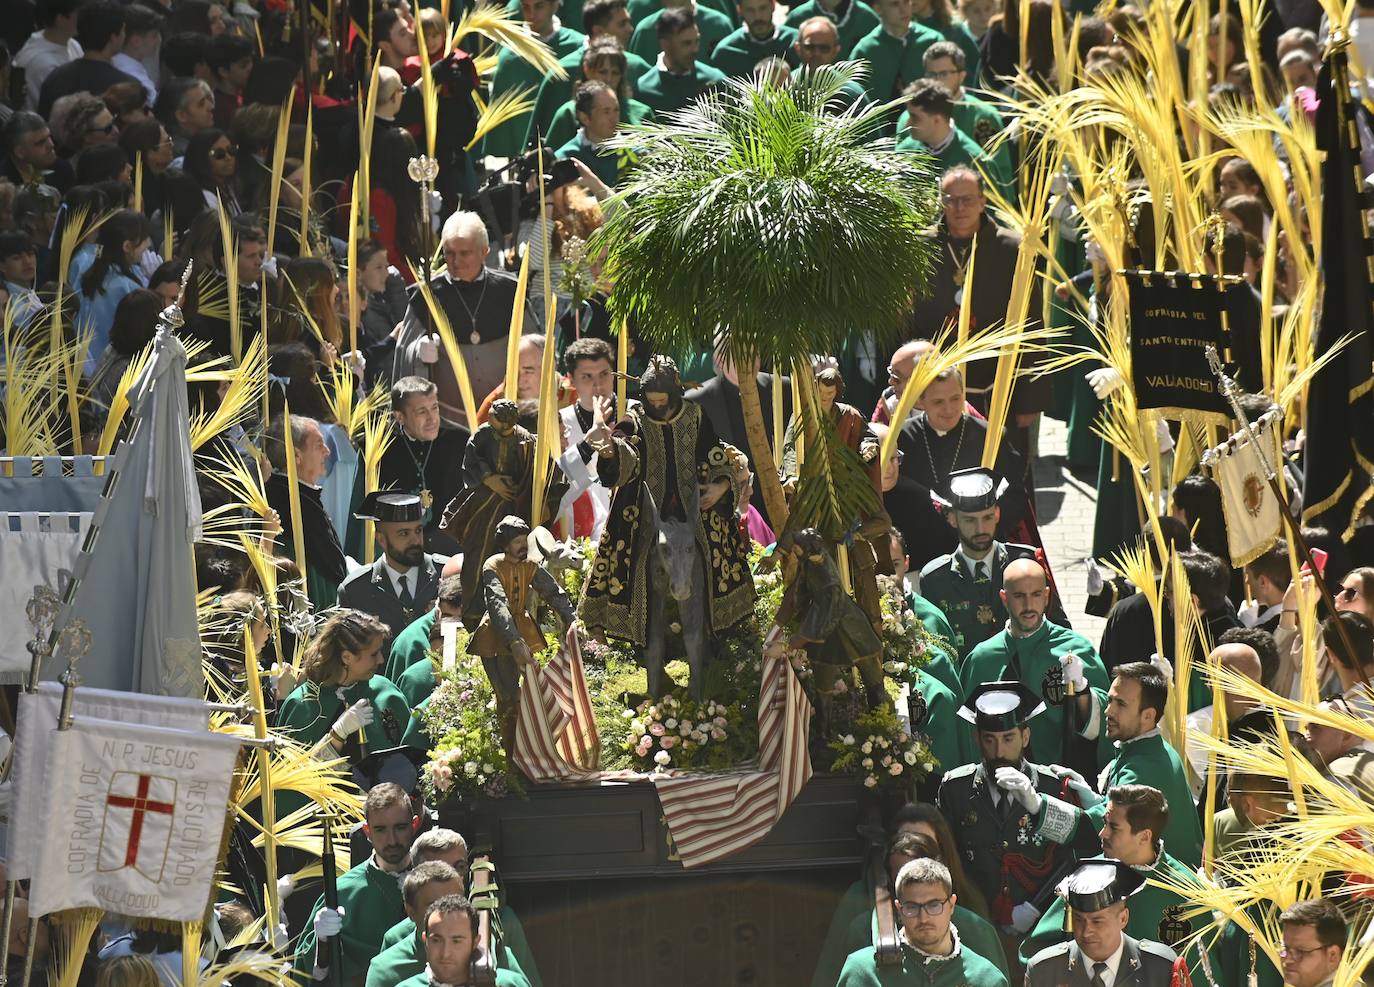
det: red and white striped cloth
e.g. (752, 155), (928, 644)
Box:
(653, 632), (813, 868)
(512, 628), (601, 782)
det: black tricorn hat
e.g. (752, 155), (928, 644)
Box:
(932, 467), (1009, 513)
(958, 680), (1046, 731)
(1057, 858), (1147, 914)
(354, 491), (424, 523)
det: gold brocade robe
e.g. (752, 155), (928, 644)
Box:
(578, 401), (755, 646)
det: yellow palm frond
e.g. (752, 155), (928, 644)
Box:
(467, 85), (538, 151)
(455, 3), (566, 78)
(190, 333), (267, 450)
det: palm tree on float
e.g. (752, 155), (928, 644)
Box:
(594, 64), (942, 531)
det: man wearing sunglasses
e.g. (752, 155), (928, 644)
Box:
(836, 858), (1008, 986)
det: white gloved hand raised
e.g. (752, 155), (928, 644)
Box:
(417, 334), (440, 364)
(995, 766), (1043, 815)
(1061, 653), (1088, 693)
(1155, 417), (1175, 455)
(1010, 902), (1042, 934)
(1085, 366), (1124, 400)
(313, 906), (344, 941)
(1150, 651), (1174, 681)
(332, 699), (374, 738)
(1086, 558), (1105, 597)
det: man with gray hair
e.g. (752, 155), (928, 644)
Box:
(264, 413), (348, 607)
(836, 858), (1008, 986)
(393, 210), (540, 428)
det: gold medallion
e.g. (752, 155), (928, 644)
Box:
(469, 328), (481, 344)
(420, 488), (433, 510)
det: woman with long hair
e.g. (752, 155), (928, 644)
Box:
(279, 255), (345, 359)
(182, 128), (243, 215)
(274, 609), (414, 811)
(75, 209), (152, 375)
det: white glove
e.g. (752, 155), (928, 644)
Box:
(995, 766), (1043, 815)
(313, 906), (344, 941)
(272, 922), (289, 950)
(1086, 366), (1124, 400)
(277, 873), (297, 903)
(1061, 653), (1088, 693)
(417, 334), (440, 364)
(1010, 902), (1041, 934)
(1086, 558), (1104, 597)
(1065, 778), (1103, 808)
(343, 351), (366, 377)
(333, 699), (374, 738)
(1155, 417), (1175, 455)
(1150, 651), (1174, 680)
(1084, 237), (1107, 267)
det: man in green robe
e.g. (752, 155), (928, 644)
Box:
(542, 81), (654, 151)
(959, 558), (1111, 772)
(630, 0), (732, 66)
(849, 0), (942, 114)
(555, 80), (625, 185)
(896, 79), (1013, 205)
(919, 41), (1003, 148)
(791, 17), (869, 108)
(395, 896), (530, 987)
(909, 668), (968, 773)
(1022, 859), (1183, 987)
(1029, 662), (1204, 869)
(937, 682), (1092, 936)
(784, 0), (879, 56)
(295, 784), (419, 987)
(836, 858), (1008, 986)
(632, 6), (728, 111)
(1015, 784), (1203, 974)
(629, 0), (738, 25)
(482, 0), (586, 158)
(709, 0), (798, 77)
(378, 828), (544, 987)
(524, 28), (652, 149)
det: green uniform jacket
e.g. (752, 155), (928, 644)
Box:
(709, 25), (799, 77)
(395, 969), (529, 987)
(899, 93), (1004, 150)
(275, 675), (414, 819)
(385, 610), (437, 684)
(402, 694), (434, 752)
(937, 760), (1080, 919)
(812, 882), (1005, 987)
(544, 96), (653, 152)
(629, 6), (733, 63)
(836, 937), (1008, 987)
(555, 130), (620, 185)
(523, 46), (653, 149)
(959, 620), (1111, 769)
(1023, 935), (1178, 987)
(379, 909), (543, 987)
(897, 124), (1013, 204)
(910, 669), (970, 773)
(294, 857), (407, 987)
(628, 0), (739, 25)
(397, 657), (439, 709)
(849, 22), (944, 105)
(1018, 850), (1199, 969)
(783, 0), (880, 56)
(1210, 912), (1284, 987)
(633, 60), (728, 114)
(1038, 732), (1204, 870)
(484, 26), (587, 158)
(503, 0), (586, 32)
(916, 542), (1035, 659)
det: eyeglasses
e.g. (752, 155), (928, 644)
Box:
(1279, 944), (1329, 959)
(941, 194), (982, 207)
(210, 146), (238, 160)
(896, 895), (950, 918)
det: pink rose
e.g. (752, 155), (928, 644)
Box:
(649, 722), (666, 736)
(660, 736), (677, 749)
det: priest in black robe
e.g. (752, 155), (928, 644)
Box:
(392, 211), (539, 427)
(895, 366), (1029, 569)
(376, 376), (469, 555)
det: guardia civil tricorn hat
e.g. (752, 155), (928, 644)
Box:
(354, 491), (424, 523)
(957, 680), (1046, 732)
(1057, 859), (1147, 914)
(932, 467), (1009, 513)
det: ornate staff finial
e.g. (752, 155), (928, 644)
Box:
(24, 585), (61, 692)
(159, 260), (194, 333)
(409, 155), (441, 277)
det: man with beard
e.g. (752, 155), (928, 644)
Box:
(298, 784), (419, 986)
(959, 558), (1107, 772)
(469, 516), (577, 752)
(439, 399), (565, 630)
(897, 372), (1030, 569)
(918, 469), (1043, 657)
(579, 355), (755, 660)
(1022, 663), (1204, 870)
(339, 493), (446, 641)
(377, 377), (469, 556)
(936, 681), (1091, 940)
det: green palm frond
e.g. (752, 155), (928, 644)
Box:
(595, 63), (941, 369)
(787, 370), (881, 542)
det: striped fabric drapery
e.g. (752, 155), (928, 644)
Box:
(653, 633), (813, 868)
(513, 627), (601, 781)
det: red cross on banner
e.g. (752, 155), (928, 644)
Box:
(99, 772), (177, 880)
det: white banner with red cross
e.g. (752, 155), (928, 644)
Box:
(28, 715), (242, 922)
